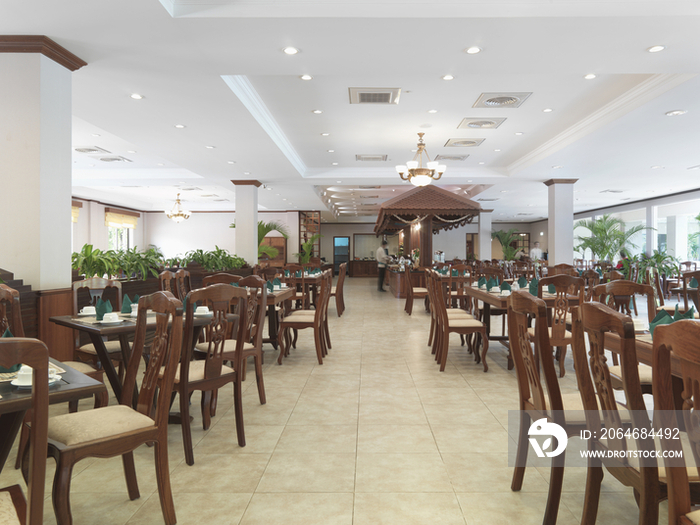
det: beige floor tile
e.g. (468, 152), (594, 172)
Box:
(286, 398), (359, 425)
(127, 492), (252, 525)
(457, 492), (580, 525)
(256, 453), (356, 492)
(359, 400), (428, 425)
(357, 424), (438, 453)
(240, 493), (353, 525)
(194, 424), (284, 454)
(41, 492), (147, 525)
(431, 424), (510, 454)
(354, 493), (467, 525)
(170, 454), (269, 493)
(355, 453), (452, 493)
(275, 425), (357, 454)
(560, 491), (644, 525)
(443, 453), (550, 493)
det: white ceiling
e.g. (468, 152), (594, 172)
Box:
(3, 0), (700, 223)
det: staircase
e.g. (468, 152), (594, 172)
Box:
(0, 268), (38, 338)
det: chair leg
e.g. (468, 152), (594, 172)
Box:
(313, 328), (324, 365)
(480, 329), (489, 372)
(210, 390), (218, 417)
(511, 411), (530, 491)
(14, 414), (30, 470)
(200, 390), (212, 430)
(179, 387), (195, 466)
(543, 452), (566, 525)
(323, 319), (332, 351)
(580, 457), (604, 525)
(233, 379), (246, 447)
(278, 327), (287, 365)
(254, 353), (266, 405)
(439, 332), (450, 371)
(154, 440), (177, 525)
(292, 328), (298, 349)
(52, 456), (76, 525)
(405, 297), (413, 316)
(558, 346), (567, 377)
(122, 451), (140, 500)
(428, 318), (435, 347)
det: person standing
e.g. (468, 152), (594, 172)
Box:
(530, 242), (543, 261)
(376, 239), (391, 292)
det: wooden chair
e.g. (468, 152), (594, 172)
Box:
(403, 266), (428, 316)
(71, 277), (125, 374)
(173, 284), (248, 463)
(652, 319), (700, 525)
(278, 270), (332, 365)
(174, 269), (191, 301)
(427, 269), (476, 356)
(1, 338), (49, 525)
(603, 269), (625, 282)
(259, 266), (283, 281)
(533, 274), (584, 377)
(447, 263), (471, 309)
(508, 291), (588, 525)
(428, 270), (487, 371)
(674, 270), (700, 317)
(43, 291), (182, 525)
(646, 266), (690, 315)
(570, 301), (685, 525)
(202, 273), (242, 286)
(3, 284), (107, 470)
(330, 262), (347, 317)
(284, 264), (309, 310)
(158, 270), (176, 296)
(549, 263), (577, 277)
(475, 266), (508, 336)
(581, 269), (600, 301)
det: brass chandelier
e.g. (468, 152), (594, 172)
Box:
(165, 193), (191, 223)
(395, 132), (446, 187)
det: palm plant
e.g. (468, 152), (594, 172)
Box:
(293, 234), (322, 264)
(574, 214), (649, 262)
(491, 229), (523, 261)
(230, 220), (290, 259)
(71, 244), (116, 278)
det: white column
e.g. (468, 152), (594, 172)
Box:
(232, 182), (260, 265)
(545, 179), (577, 265)
(286, 211), (300, 263)
(478, 210), (492, 261)
(0, 52), (78, 289)
(667, 215), (688, 261)
(646, 205), (657, 256)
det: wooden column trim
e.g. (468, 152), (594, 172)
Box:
(230, 180), (262, 187)
(0, 35), (87, 71)
(543, 179), (578, 186)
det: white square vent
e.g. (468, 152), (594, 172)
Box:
(473, 92), (532, 108)
(444, 138), (485, 148)
(75, 146), (111, 154)
(355, 154), (388, 161)
(435, 154), (469, 161)
(349, 88), (401, 105)
(457, 118), (506, 129)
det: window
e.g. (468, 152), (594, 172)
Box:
(105, 208), (139, 251)
(108, 226), (131, 251)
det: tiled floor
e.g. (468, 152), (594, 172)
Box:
(1, 277), (665, 524)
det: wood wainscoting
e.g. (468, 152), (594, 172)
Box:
(37, 288), (74, 361)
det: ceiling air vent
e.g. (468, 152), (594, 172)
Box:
(444, 138), (485, 148)
(435, 155), (468, 161)
(478, 198), (499, 202)
(355, 154), (388, 161)
(359, 195), (379, 199)
(348, 87), (401, 105)
(358, 186), (381, 189)
(517, 213), (534, 216)
(98, 156), (132, 163)
(200, 194), (219, 198)
(600, 189), (623, 194)
(180, 187), (202, 191)
(75, 146), (111, 154)
(458, 118), (506, 129)
(473, 92), (532, 109)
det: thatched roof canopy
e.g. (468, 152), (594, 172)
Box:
(374, 185), (483, 234)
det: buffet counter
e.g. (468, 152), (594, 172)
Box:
(348, 260), (378, 277)
(387, 267), (425, 298)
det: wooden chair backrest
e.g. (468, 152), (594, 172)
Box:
(336, 262), (347, 293)
(507, 291), (563, 420)
(603, 270), (625, 282)
(0, 338), (49, 525)
(591, 280), (656, 322)
(202, 273), (242, 286)
(72, 277), (122, 315)
(645, 267), (665, 307)
(174, 269), (191, 301)
(679, 269), (700, 312)
(571, 303), (656, 470)
(537, 274), (584, 342)
(581, 269), (600, 301)
(0, 284), (25, 337)
(680, 261), (697, 272)
(182, 284), (247, 378)
(125, 291), (182, 429)
(260, 267), (282, 281)
(238, 275), (268, 348)
(652, 320), (700, 524)
(159, 270), (176, 296)
(477, 266), (505, 283)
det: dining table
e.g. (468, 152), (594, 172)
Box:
(282, 273), (323, 309)
(263, 287), (294, 350)
(0, 359), (106, 472)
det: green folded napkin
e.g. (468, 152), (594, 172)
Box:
(650, 310), (673, 337)
(95, 298), (113, 321)
(529, 278), (539, 296)
(273, 277), (281, 287)
(673, 304), (695, 321)
(477, 277), (486, 288)
(518, 276), (527, 288)
(285, 269), (290, 277)
(0, 328), (20, 373)
(690, 277), (699, 289)
(121, 294), (133, 314)
(548, 284), (556, 294)
(132, 294), (139, 304)
(500, 281), (511, 291)
(596, 268), (603, 277)
(452, 269), (458, 277)
(267, 280), (274, 293)
(577, 269), (583, 276)
(295, 270), (302, 278)
(486, 278), (496, 291)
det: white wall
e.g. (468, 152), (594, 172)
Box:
(319, 223), (377, 261)
(71, 198), (145, 253)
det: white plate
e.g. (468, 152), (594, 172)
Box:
(97, 319), (124, 325)
(78, 312), (95, 317)
(194, 311), (213, 317)
(12, 376), (62, 388)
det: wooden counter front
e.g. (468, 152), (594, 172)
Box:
(387, 268), (425, 298)
(348, 260), (378, 277)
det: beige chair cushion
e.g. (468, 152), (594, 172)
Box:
(447, 309), (473, 318)
(63, 361), (98, 374)
(448, 318), (484, 328)
(331, 286), (337, 294)
(286, 310), (315, 317)
(686, 510), (700, 524)
(78, 340), (124, 355)
(413, 287), (428, 294)
(194, 340), (254, 354)
(608, 363), (652, 384)
(0, 492), (20, 525)
(48, 405), (155, 446)
(527, 326), (573, 342)
(172, 360), (234, 383)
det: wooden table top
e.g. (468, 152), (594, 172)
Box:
(50, 312), (210, 335)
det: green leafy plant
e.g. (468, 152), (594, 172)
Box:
(115, 245), (163, 280)
(230, 220), (290, 259)
(71, 244), (117, 278)
(293, 234), (322, 264)
(181, 246), (247, 272)
(574, 214), (649, 262)
(491, 229), (523, 261)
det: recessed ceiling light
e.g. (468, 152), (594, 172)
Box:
(227, 161), (235, 164)
(392, 189), (396, 191)
(127, 150), (136, 153)
(552, 165), (563, 169)
(467, 180), (473, 182)
(282, 198), (287, 201)
(411, 149), (417, 153)
(666, 109), (687, 116)
(312, 110), (323, 114)
(157, 163), (164, 166)
(337, 180), (342, 183)
(494, 149), (501, 152)
(130, 93), (144, 100)
(300, 74), (313, 80)
(243, 172), (250, 175)
(283, 47), (299, 55)
(543, 108), (553, 113)
(266, 186), (272, 190)
(651, 165), (664, 169)
(465, 46), (481, 54)
(442, 74), (454, 81)
(584, 73), (597, 80)
(647, 45), (666, 53)
(514, 132), (523, 136)
(427, 110), (438, 114)
(327, 149), (335, 153)
(501, 190), (507, 193)
(205, 145), (215, 149)
(174, 124), (186, 129)
(332, 162), (338, 166)
(321, 133), (330, 136)
(275, 194), (280, 196)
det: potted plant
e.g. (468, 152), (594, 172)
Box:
(294, 234), (322, 264)
(71, 244), (117, 278)
(491, 229), (523, 261)
(230, 220), (290, 260)
(574, 214), (649, 263)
